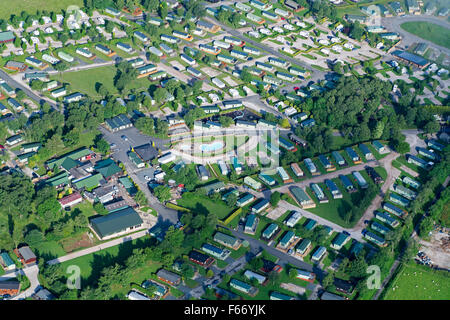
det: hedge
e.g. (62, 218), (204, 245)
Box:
(221, 207), (242, 226)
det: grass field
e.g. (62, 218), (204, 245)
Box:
(0, 0), (84, 20)
(400, 22), (450, 50)
(383, 262), (450, 300)
(177, 192), (235, 220)
(50, 65), (151, 99)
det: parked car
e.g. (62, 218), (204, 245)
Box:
(121, 135), (128, 141)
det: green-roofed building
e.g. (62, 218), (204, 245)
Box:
(60, 157), (80, 172)
(45, 171), (70, 188)
(89, 206), (144, 240)
(73, 173), (103, 190)
(0, 31), (15, 43)
(45, 148), (93, 170)
(128, 151), (145, 168)
(119, 176), (137, 196)
(17, 151), (36, 163)
(213, 232), (241, 249)
(201, 181), (225, 195)
(94, 158), (122, 180)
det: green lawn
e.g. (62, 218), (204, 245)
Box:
(383, 262), (450, 300)
(400, 22), (450, 50)
(58, 237), (154, 287)
(177, 192), (235, 220)
(50, 65), (150, 99)
(0, 0), (84, 20)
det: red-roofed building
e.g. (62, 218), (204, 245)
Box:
(58, 192), (83, 208)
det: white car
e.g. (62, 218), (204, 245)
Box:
(144, 175), (151, 181)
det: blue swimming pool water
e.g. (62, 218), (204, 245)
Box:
(200, 141), (224, 152)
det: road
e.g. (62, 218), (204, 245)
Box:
(0, 69), (59, 111)
(99, 126), (179, 225)
(7, 265), (40, 300)
(381, 15), (450, 55)
(47, 229), (150, 265)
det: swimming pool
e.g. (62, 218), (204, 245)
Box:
(200, 141), (224, 152)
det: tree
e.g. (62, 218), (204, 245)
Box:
(321, 271), (334, 289)
(134, 190), (148, 206)
(280, 118), (290, 129)
(270, 191), (281, 207)
(153, 185), (171, 203)
(219, 116), (234, 128)
(206, 269), (214, 278)
(95, 137), (110, 154)
(249, 257), (263, 270)
(226, 194), (237, 207)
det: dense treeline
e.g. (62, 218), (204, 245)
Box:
(289, 76), (439, 157)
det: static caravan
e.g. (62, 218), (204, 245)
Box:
(427, 139), (445, 152)
(417, 147), (440, 161)
(180, 53), (196, 66)
(149, 46), (164, 58)
(277, 166), (293, 183)
(289, 186), (315, 209)
(223, 36), (245, 47)
(407, 154), (433, 170)
(217, 53), (236, 64)
(259, 173), (276, 186)
(186, 66), (202, 78)
(311, 183), (328, 203)
(318, 155), (335, 171)
(285, 211), (301, 228)
(359, 144), (373, 160)
(363, 230), (386, 247)
(371, 221), (391, 235)
(383, 202), (407, 219)
(288, 66), (309, 77)
(199, 43), (221, 55)
(345, 147), (361, 164)
(235, 2), (252, 12)
(268, 57), (289, 68)
(276, 71), (295, 82)
(230, 49), (249, 60)
(304, 158), (317, 174)
(213, 40), (231, 50)
(262, 10), (279, 21)
(325, 179), (342, 199)
(247, 13), (265, 24)
(172, 30), (193, 41)
(311, 246), (327, 262)
(339, 174), (355, 193)
(389, 193), (410, 207)
(263, 75), (283, 86)
(136, 64), (157, 78)
(375, 211), (399, 228)
(290, 163), (304, 177)
(243, 46), (260, 55)
(352, 171), (368, 189)
(249, 0), (272, 11)
(402, 176), (421, 189)
(391, 184), (417, 200)
(332, 151), (346, 166)
(116, 42), (134, 53)
(255, 61), (275, 72)
(160, 34), (180, 44)
(134, 31), (149, 42)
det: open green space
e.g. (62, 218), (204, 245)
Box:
(0, 0), (84, 20)
(177, 192), (235, 221)
(50, 65), (150, 99)
(400, 22), (450, 50)
(383, 262), (450, 300)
